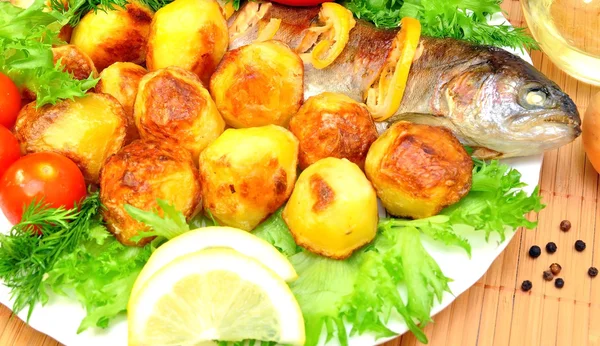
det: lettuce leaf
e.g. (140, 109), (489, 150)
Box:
(342, 0), (538, 50)
(0, 0), (97, 107)
(45, 227), (152, 332)
(252, 209), (300, 257)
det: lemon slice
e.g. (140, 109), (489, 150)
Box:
(128, 248), (305, 346)
(131, 226), (297, 297)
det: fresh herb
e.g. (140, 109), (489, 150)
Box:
(343, 0), (538, 50)
(124, 199), (190, 243)
(52, 0), (173, 26)
(0, 0), (97, 107)
(0, 192), (102, 320)
(45, 227), (152, 332)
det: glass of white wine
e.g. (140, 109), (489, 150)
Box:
(521, 0), (600, 86)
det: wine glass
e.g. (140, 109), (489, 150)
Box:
(521, 0), (600, 86)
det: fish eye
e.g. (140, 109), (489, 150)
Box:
(526, 88), (547, 106)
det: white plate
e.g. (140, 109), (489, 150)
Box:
(0, 13), (540, 346)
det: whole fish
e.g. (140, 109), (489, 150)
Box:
(227, 2), (581, 158)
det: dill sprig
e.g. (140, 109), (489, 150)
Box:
(0, 192), (103, 320)
(52, 0), (173, 26)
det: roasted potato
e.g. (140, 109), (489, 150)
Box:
(199, 125), (299, 231)
(96, 62), (147, 143)
(100, 139), (201, 246)
(52, 45), (97, 80)
(134, 66), (225, 160)
(283, 157), (378, 259)
(365, 121), (473, 219)
(289, 92), (378, 170)
(70, 1), (153, 71)
(210, 40), (304, 128)
(147, 0), (228, 84)
(14, 94), (127, 183)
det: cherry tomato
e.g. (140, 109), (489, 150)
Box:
(271, 0), (330, 6)
(0, 72), (21, 129)
(0, 152), (87, 225)
(0, 126), (20, 179)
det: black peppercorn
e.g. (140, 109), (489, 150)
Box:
(550, 263), (562, 275)
(560, 220), (571, 232)
(589, 267), (598, 278)
(555, 278), (565, 288)
(521, 280), (533, 292)
(574, 240), (586, 252)
(546, 242), (557, 254)
(543, 270), (554, 281)
(528, 245), (541, 258)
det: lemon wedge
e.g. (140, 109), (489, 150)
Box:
(128, 248), (305, 346)
(131, 226), (298, 297)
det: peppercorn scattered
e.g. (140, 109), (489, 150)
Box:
(559, 220), (571, 232)
(528, 245), (541, 258)
(521, 280), (533, 292)
(550, 263), (562, 275)
(543, 270), (554, 281)
(554, 278), (565, 288)
(546, 242), (557, 254)
(589, 267), (598, 278)
(574, 240), (586, 252)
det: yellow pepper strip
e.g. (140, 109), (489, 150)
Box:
(300, 3), (356, 69)
(221, 1), (235, 20)
(255, 18), (281, 42)
(366, 17), (421, 121)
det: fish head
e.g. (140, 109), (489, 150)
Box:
(445, 49), (581, 157)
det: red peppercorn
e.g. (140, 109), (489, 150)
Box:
(559, 220), (571, 232)
(543, 270), (554, 281)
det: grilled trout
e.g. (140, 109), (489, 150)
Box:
(227, 2), (581, 158)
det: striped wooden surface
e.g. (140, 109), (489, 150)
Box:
(1, 0), (599, 345)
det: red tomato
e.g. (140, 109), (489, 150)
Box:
(0, 126), (20, 179)
(271, 0), (329, 6)
(0, 72), (21, 129)
(0, 152), (87, 225)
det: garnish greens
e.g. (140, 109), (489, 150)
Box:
(52, 0), (174, 26)
(0, 192), (103, 319)
(342, 0), (538, 50)
(0, 192), (151, 332)
(0, 0), (97, 107)
(250, 159), (543, 345)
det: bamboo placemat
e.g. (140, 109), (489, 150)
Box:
(1, 0), (599, 345)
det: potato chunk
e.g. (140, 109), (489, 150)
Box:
(96, 62), (147, 143)
(70, 2), (153, 71)
(147, 0), (228, 84)
(199, 125), (298, 231)
(134, 66), (225, 161)
(283, 158), (378, 259)
(52, 45), (97, 80)
(365, 121), (473, 219)
(290, 92), (378, 170)
(210, 40), (304, 128)
(14, 94), (127, 183)
(100, 139), (201, 246)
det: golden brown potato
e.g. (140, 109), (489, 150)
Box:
(14, 94), (127, 183)
(283, 157), (378, 259)
(289, 92), (378, 170)
(100, 139), (201, 246)
(210, 40), (304, 128)
(70, 1), (153, 71)
(199, 125), (299, 231)
(147, 0), (228, 85)
(96, 62), (147, 143)
(52, 45), (98, 80)
(365, 121), (473, 219)
(134, 66), (225, 161)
